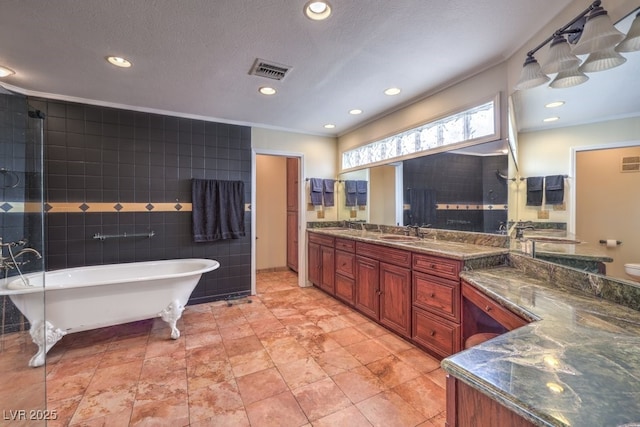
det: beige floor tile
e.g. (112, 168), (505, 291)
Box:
(245, 391), (308, 427)
(4, 271), (446, 426)
(366, 354), (422, 389)
(392, 374), (446, 419)
(236, 367), (288, 405)
(345, 339), (392, 365)
(332, 365), (387, 403)
(278, 356), (328, 389)
(291, 377), (352, 421)
(357, 390), (427, 427)
(312, 404), (374, 427)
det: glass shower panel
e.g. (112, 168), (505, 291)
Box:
(0, 91), (46, 424)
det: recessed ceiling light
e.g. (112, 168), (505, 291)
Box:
(545, 101), (565, 108)
(0, 66), (16, 78)
(259, 86), (277, 95)
(304, 1), (332, 21)
(106, 56), (132, 68)
(543, 117), (560, 122)
(384, 87), (401, 96)
(324, 124), (336, 129)
(349, 109), (362, 115)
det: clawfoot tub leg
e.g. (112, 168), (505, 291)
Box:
(29, 320), (67, 368)
(159, 300), (185, 339)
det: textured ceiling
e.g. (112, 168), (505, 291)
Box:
(0, 0), (595, 136)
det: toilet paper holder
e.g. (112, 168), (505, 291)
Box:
(599, 239), (622, 246)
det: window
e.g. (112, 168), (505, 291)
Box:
(342, 99), (498, 171)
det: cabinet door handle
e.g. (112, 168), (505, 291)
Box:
(430, 292), (435, 298)
(430, 330), (436, 336)
(430, 264), (436, 269)
(485, 306), (492, 312)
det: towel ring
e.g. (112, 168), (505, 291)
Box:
(0, 168), (20, 189)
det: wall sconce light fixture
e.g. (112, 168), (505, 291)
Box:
(515, 1), (640, 90)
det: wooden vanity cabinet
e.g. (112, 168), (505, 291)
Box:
(461, 279), (528, 346)
(307, 232), (335, 295)
(446, 376), (537, 427)
(334, 238), (356, 305)
(411, 253), (463, 359)
(355, 242), (412, 338)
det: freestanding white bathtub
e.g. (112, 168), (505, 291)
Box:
(0, 258), (220, 367)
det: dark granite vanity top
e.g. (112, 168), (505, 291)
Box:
(307, 227), (509, 261)
(443, 260), (640, 427)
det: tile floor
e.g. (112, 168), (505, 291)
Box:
(0, 271), (446, 426)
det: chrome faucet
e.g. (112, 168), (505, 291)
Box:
(513, 222), (536, 239)
(14, 247), (43, 260)
(0, 238), (42, 271)
(405, 225), (422, 238)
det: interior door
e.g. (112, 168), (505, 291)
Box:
(576, 145), (640, 280)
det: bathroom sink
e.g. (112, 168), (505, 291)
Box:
(378, 235), (421, 242)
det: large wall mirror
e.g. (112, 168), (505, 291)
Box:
(509, 7), (640, 283)
(338, 139), (510, 234)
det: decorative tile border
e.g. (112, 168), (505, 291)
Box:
(403, 203), (508, 211)
(0, 202), (192, 213)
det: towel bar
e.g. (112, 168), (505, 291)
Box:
(93, 231), (155, 241)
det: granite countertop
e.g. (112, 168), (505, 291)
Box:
(307, 228), (509, 261)
(512, 230), (613, 263)
(443, 266), (640, 427)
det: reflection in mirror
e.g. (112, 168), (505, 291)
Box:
(509, 8), (640, 283)
(339, 140), (509, 234)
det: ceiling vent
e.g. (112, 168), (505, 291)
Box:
(621, 155), (640, 173)
(249, 59), (291, 81)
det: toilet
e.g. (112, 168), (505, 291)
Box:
(624, 263), (640, 281)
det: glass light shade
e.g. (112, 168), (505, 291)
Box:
(549, 66), (589, 89)
(572, 6), (625, 55)
(541, 35), (581, 74)
(515, 56), (550, 90)
(579, 47), (626, 72)
(616, 12), (640, 52)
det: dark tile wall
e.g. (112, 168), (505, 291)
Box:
(0, 92), (45, 333)
(403, 151), (507, 233)
(27, 97), (252, 304)
(481, 154), (509, 233)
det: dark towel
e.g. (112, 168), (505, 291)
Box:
(322, 179), (335, 207)
(192, 179), (245, 242)
(309, 178), (323, 206)
(356, 180), (367, 206)
(408, 188), (437, 226)
(345, 180), (357, 207)
(526, 176), (543, 206)
(545, 175), (565, 205)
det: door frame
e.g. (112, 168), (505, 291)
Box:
(251, 148), (306, 295)
(569, 140), (640, 234)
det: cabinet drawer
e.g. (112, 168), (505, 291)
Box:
(335, 274), (355, 305)
(335, 238), (355, 252)
(412, 307), (460, 359)
(335, 250), (355, 279)
(413, 271), (460, 322)
(462, 281), (528, 331)
(308, 232), (335, 247)
(356, 242), (411, 268)
(412, 253), (461, 281)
